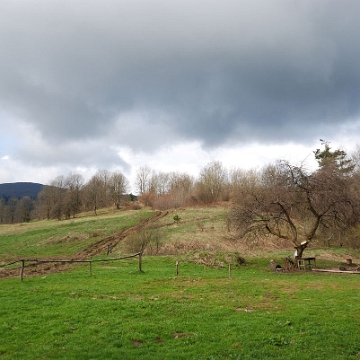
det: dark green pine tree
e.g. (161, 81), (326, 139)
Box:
(314, 140), (354, 174)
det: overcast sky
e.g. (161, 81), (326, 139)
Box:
(1, 0), (360, 188)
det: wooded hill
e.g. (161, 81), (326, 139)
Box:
(0, 182), (43, 201)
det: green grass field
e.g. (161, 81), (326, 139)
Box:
(1, 207), (360, 359)
(1, 256), (360, 359)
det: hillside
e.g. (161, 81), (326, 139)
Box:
(1, 205), (358, 278)
(0, 182), (43, 200)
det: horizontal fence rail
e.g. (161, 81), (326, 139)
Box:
(0, 252), (143, 281)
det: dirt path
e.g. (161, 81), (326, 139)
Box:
(75, 210), (168, 258)
(0, 211), (168, 279)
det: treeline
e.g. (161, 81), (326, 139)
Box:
(0, 182), (42, 223)
(36, 171), (129, 220)
(0, 196), (35, 224)
(1, 142), (360, 235)
(37, 161), (235, 219)
(0, 161), (242, 223)
(134, 161), (231, 209)
(0, 171), (128, 223)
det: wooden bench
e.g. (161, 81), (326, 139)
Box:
(297, 257), (316, 270)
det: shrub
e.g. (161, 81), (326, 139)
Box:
(123, 227), (162, 255)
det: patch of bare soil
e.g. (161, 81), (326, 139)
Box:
(0, 211), (168, 279)
(131, 339), (143, 347)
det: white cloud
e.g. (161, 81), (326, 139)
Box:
(120, 140), (323, 192)
(1, 1), (360, 186)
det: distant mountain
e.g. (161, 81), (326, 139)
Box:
(0, 182), (44, 200)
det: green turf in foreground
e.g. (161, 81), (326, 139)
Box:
(1, 256), (360, 359)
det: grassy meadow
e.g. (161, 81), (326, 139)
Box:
(0, 209), (154, 261)
(1, 207), (360, 359)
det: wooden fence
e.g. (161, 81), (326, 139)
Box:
(1, 252), (143, 281)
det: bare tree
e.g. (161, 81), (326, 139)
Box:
(83, 173), (103, 215)
(196, 161), (228, 203)
(136, 166), (153, 206)
(168, 172), (194, 208)
(64, 173), (84, 218)
(15, 196), (33, 222)
(35, 185), (57, 220)
(229, 168), (260, 199)
(6, 197), (18, 223)
(108, 171), (129, 209)
(0, 198), (5, 223)
(229, 160), (360, 259)
(136, 166), (152, 196)
(351, 144), (360, 175)
(49, 176), (66, 220)
(97, 169), (111, 206)
(150, 171), (194, 210)
(152, 172), (170, 196)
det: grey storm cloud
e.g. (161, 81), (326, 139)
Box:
(1, 0), (360, 153)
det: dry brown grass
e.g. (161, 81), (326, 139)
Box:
(144, 205), (296, 256)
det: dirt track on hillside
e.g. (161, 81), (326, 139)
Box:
(75, 210), (167, 258)
(0, 211), (168, 279)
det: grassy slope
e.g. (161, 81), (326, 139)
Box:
(1, 204), (360, 263)
(0, 209), (153, 261)
(1, 206), (360, 359)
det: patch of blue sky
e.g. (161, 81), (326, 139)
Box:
(0, 135), (16, 155)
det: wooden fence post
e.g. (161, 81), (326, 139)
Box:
(228, 263), (231, 278)
(20, 260), (25, 282)
(107, 244), (112, 255)
(139, 253), (142, 272)
(176, 261), (179, 275)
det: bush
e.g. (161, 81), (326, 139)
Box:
(123, 227), (162, 255)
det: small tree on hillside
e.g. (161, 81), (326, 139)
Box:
(123, 227), (161, 255)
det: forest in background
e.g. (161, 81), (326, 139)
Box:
(1, 142), (360, 251)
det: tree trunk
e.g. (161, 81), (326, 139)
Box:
(295, 242), (308, 259)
